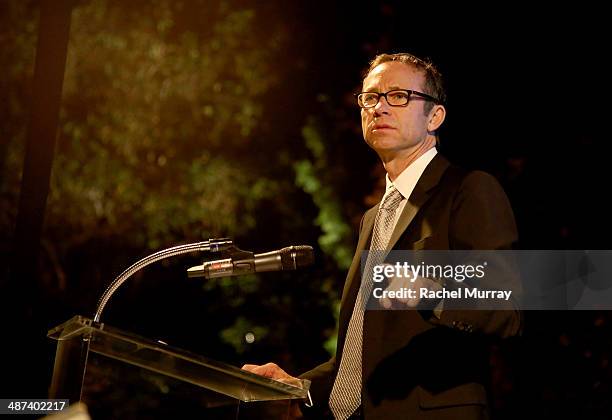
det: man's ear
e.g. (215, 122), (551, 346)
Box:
(427, 105), (446, 132)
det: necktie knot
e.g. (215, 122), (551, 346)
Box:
(380, 186), (403, 210)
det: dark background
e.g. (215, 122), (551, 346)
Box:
(1, 0), (611, 418)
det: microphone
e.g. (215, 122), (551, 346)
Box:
(187, 245), (314, 279)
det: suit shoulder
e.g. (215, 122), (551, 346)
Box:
(462, 169), (501, 185)
(436, 165), (504, 197)
(457, 169), (508, 197)
(449, 168), (518, 248)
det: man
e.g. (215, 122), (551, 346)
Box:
(243, 53), (522, 419)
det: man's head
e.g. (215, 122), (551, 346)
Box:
(359, 53), (447, 164)
(365, 53), (446, 115)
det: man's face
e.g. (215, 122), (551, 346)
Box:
(361, 61), (432, 159)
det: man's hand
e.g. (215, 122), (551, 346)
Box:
(241, 362), (301, 386)
(379, 270), (442, 309)
(241, 363), (304, 418)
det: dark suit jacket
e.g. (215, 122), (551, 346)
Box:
(301, 154), (522, 420)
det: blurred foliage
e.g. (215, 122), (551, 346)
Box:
(0, 0), (39, 233)
(0, 0), (359, 369)
(293, 115), (359, 356)
(220, 315), (268, 355)
(295, 117), (352, 270)
(52, 0), (284, 249)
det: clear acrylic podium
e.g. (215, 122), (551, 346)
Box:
(48, 316), (310, 419)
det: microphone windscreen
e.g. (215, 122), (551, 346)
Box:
(280, 245), (315, 270)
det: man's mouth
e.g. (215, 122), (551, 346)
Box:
(372, 124), (394, 130)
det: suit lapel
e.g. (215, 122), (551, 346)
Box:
(335, 206), (378, 356)
(356, 208), (377, 256)
(387, 153), (450, 250)
(386, 184), (431, 251)
(339, 206), (377, 308)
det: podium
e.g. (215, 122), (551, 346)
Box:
(48, 316), (310, 419)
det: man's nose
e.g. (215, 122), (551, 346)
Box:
(373, 95), (391, 115)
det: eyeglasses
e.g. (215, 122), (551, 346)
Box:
(356, 89), (442, 109)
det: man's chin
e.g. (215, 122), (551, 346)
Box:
(367, 137), (402, 153)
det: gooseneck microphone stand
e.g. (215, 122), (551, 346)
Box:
(93, 238), (233, 323)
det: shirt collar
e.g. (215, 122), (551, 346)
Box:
(385, 147), (438, 200)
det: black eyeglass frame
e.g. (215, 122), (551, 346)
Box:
(355, 89), (443, 108)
